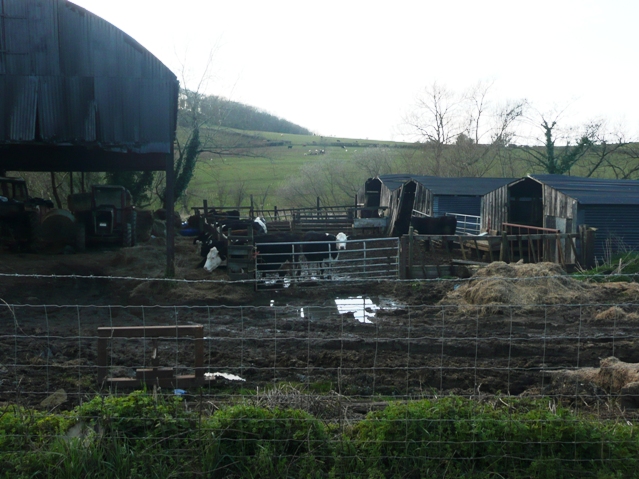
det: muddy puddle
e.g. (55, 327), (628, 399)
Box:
(258, 296), (403, 323)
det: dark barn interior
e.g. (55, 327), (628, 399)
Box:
(508, 177), (543, 227)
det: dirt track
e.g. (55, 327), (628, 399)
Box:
(1, 236), (639, 414)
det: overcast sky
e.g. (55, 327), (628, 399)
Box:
(72, 0), (638, 142)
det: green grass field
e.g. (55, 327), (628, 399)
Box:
(181, 127), (417, 212)
(179, 126), (636, 215)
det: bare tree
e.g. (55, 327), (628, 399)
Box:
(352, 147), (395, 177)
(403, 82), (463, 175)
(404, 81), (525, 177)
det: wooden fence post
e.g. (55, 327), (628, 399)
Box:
(407, 226), (414, 279)
(500, 232), (508, 262)
(584, 227), (597, 269)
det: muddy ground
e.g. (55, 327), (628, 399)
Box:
(1, 235), (639, 418)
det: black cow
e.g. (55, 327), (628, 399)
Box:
(410, 215), (457, 235)
(301, 231), (348, 279)
(220, 218), (267, 236)
(410, 215), (457, 251)
(254, 232), (302, 278)
(206, 209), (240, 224)
(194, 232), (228, 269)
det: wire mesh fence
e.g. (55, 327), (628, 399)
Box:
(2, 269), (639, 477)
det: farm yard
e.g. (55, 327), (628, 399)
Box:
(3, 1), (639, 475)
(2, 234), (639, 418)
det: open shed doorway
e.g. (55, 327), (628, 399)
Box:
(392, 180), (416, 236)
(362, 178), (382, 218)
(508, 177), (543, 227)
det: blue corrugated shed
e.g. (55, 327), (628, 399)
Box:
(531, 175), (639, 205)
(0, 0), (178, 167)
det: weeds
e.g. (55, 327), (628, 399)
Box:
(1, 392), (638, 478)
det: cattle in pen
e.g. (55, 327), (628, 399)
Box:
(410, 215), (457, 250)
(301, 231), (348, 279)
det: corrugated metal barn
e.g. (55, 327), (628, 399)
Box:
(0, 0), (179, 270)
(370, 175), (514, 236)
(0, 0), (178, 172)
(481, 175), (639, 260)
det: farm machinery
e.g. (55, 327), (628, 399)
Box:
(0, 176), (56, 251)
(69, 185), (136, 247)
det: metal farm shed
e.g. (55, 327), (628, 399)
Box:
(372, 175), (514, 236)
(0, 0), (179, 271)
(481, 174), (639, 260)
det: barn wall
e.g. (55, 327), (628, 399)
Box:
(384, 186), (403, 236)
(0, 0), (178, 155)
(543, 186), (577, 224)
(412, 183), (430, 216)
(434, 195), (482, 217)
(481, 184), (510, 232)
(581, 205), (639, 260)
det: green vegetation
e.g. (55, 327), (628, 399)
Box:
(1, 391), (638, 478)
(573, 251), (639, 283)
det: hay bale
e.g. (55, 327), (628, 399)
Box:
(593, 306), (627, 322)
(596, 357), (639, 393)
(440, 261), (594, 314)
(592, 306), (639, 322)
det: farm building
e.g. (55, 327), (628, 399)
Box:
(0, 0), (179, 269)
(0, 0), (178, 172)
(362, 175), (514, 236)
(481, 174), (639, 260)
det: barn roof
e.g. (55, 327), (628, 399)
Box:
(376, 174), (414, 191)
(530, 174), (639, 205)
(377, 175), (516, 195)
(411, 176), (516, 196)
(0, 0), (178, 172)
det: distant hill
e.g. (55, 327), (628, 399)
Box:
(178, 91), (312, 135)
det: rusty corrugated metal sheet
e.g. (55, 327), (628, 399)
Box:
(0, 0), (178, 157)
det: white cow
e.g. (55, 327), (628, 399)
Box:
(203, 247), (224, 272)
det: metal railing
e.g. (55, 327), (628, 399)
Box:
(446, 212), (481, 235)
(254, 237), (400, 289)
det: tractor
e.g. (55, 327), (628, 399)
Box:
(0, 176), (54, 251)
(70, 185), (136, 247)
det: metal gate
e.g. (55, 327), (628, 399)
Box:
(254, 237), (400, 290)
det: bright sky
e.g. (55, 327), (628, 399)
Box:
(72, 0), (639, 142)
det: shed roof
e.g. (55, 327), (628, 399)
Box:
(530, 174), (639, 205)
(411, 176), (515, 196)
(377, 175), (515, 195)
(376, 174), (414, 191)
(0, 0), (178, 172)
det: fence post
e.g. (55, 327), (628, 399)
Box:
(500, 232), (508, 262)
(408, 227), (414, 279)
(584, 226), (597, 269)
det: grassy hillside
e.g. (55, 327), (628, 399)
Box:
(181, 126), (638, 215)
(182, 127), (420, 213)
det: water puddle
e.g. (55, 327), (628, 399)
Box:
(265, 296), (402, 323)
